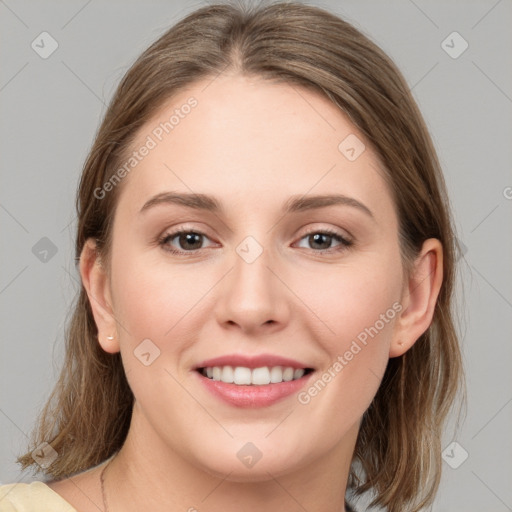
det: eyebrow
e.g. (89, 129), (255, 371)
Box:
(139, 191), (374, 219)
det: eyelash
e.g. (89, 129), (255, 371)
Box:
(157, 227), (353, 256)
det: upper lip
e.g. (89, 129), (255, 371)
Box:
(194, 353), (313, 370)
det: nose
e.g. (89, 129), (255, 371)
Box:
(214, 243), (290, 335)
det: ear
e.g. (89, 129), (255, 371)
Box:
(79, 238), (120, 354)
(390, 238), (443, 358)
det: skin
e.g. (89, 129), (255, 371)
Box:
(47, 73), (443, 512)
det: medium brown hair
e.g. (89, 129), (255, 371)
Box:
(18, 2), (465, 510)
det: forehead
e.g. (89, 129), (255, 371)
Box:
(116, 73), (395, 224)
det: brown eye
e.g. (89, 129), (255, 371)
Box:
(159, 230), (211, 254)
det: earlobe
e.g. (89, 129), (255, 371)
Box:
(390, 238), (443, 358)
(79, 238), (120, 354)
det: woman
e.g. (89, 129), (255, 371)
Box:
(0, 1), (465, 511)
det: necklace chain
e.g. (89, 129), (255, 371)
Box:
(99, 454), (349, 512)
(100, 456), (114, 512)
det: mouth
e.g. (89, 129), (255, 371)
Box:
(192, 355), (316, 408)
(196, 365), (314, 385)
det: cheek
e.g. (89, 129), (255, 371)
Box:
(109, 251), (197, 402)
(110, 244), (194, 337)
(296, 281), (398, 444)
(295, 256), (402, 347)
(294, 253), (402, 403)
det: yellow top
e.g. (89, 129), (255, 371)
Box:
(0, 482), (76, 511)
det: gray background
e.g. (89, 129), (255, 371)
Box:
(1, 0), (511, 510)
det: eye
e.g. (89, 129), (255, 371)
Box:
(158, 229), (213, 254)
(157, 227), (353, 256)
(295, 228), (353, 253)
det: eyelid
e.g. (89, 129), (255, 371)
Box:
(297, 224), (353, 243)
(156, 226), (217, 251)
(157, 223), (354, 254)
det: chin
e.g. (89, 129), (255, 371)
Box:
(187, 436), (314, 482)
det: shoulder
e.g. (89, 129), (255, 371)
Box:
(0, 481), (77, 511)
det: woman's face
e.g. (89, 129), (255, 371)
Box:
(91, 74), (411, 479)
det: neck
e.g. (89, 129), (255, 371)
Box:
(104, 402), (358, 512)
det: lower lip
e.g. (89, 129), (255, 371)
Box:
(195, 370), (314, 408)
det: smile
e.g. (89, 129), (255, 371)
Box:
(193, 354), (315, 407)
(198, 365), (314, 385)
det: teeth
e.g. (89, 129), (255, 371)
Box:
(233, 366), (251, 385)
(201, 365), (308, 385)
(294, 368), (305, 379)
(252, 367), (271, 385)
(270, 366), (283, 383)
(221, 365), (234, 383)
(282, 367), (294, 381)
